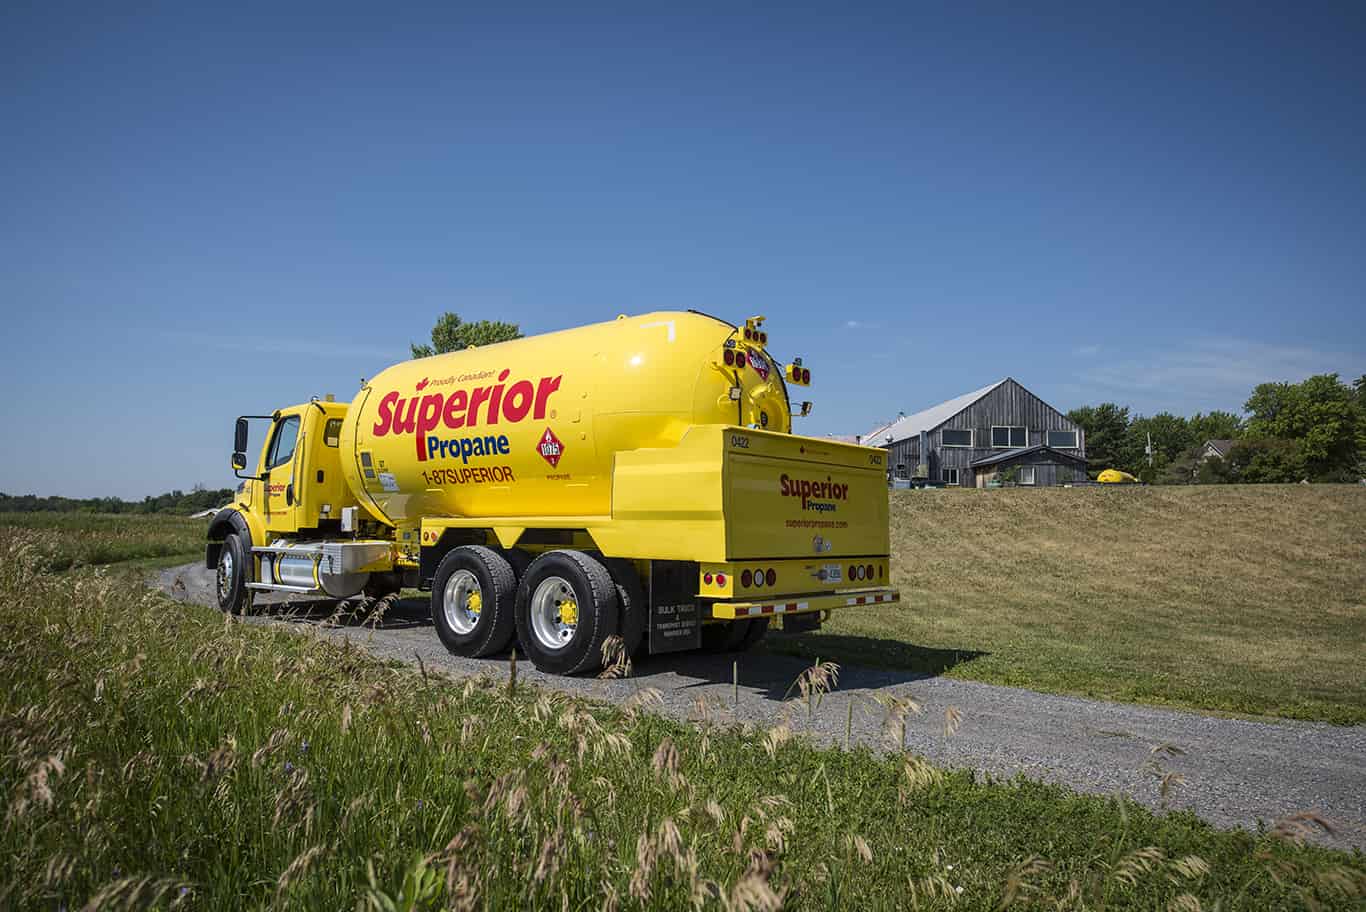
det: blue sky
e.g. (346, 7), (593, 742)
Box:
(2, 3), (1363, 498)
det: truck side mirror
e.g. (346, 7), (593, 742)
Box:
(231, 452), (247, 471)
(234, 417), (249, 453)
(799, 401), (813, 417)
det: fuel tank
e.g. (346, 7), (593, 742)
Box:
(339, 311), (791, 526)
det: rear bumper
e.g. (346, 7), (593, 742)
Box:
(708, 586), (899, 620)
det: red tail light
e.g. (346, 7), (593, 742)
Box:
(735, 353), (746, 369)
(744, 328), (752, 340)
(723, 349), (734, 366)
(765, 568), (776, 587)
(866, 564), (874, 580)
(741, 569), (753, 588)
(801, 368), (811, 384)
(704, 572), (714, 585)
(716, 573), (727, 587)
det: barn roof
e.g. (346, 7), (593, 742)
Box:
(866, 379), (1009, 445)
(1204, 439), (1236, 456)
(970, 444), (1088, 468)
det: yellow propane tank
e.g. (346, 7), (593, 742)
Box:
(1096, 468), (1140, 484)
(339, 311), (791, 526)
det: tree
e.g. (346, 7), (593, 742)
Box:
(1244, 374), (1360, 481)
(1222, 437), (1308, 484)
(1124, 412), (1194, 480)
(1066, 403), (1130, 476)
(411, 312), (522, 359)
(1187, 410), (1243, 444)
(1355, 376), (1366, 478)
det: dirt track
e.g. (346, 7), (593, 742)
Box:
(157, 562), (1365, 850)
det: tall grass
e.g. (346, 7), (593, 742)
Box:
(0, 512), (205, 571)
(2, 531), (1362, 909)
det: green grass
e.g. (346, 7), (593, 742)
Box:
(0, 511), (206, 571)
(766, 485), (1366, 725)
(1, 532), (1361, 910)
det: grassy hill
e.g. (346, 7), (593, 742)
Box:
(768, 485), (1366, 724)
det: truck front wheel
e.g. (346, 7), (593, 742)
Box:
(216, 534), (249, 615)
(515, 550), (620, 675)
(431, 546), (518, 658)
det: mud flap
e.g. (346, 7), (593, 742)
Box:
(648, 560), (702, 654)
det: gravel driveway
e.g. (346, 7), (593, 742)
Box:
(157, 562), (1364, 850)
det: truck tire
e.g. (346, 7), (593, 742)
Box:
(431, 546), (518, 658)
(700, 618), (768, 653)
(501, 547), (534, 582)
(363, 571), (404, 600)
(604, 558), (647, 659)
(215, 534), (249, 615)
(737, 617), (770, 650)
(515, 550), (620, 675)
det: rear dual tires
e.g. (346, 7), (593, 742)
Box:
(432, 546), (623, 676)
(431, 546), (518, 657)
(515, 550), (620, 676)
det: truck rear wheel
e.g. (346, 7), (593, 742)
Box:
(216, 534), (249, 615)
(515, 550), (620, 675)
(604, 558), (647, 659)
(700, 618), (769, 653)
(431, 546), (518, 658)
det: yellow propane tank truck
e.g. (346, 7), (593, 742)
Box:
(208, 311), (899, 675)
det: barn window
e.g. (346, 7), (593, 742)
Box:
(942, 467), (960, 486)
(1018, 466), (1036, 485)
(1047, 430), (1078, 448)
(992, 426), (1026, 448)
(941, 428), (972, 447)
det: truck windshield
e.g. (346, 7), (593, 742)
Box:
(266, 416), (300, 469)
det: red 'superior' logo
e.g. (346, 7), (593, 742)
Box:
(538, 427), (564, 467)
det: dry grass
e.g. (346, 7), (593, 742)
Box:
(770, 485), (1366, 723)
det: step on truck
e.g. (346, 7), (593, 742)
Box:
(207, 311), (900, 674)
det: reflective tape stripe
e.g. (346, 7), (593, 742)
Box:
(736, 601), (808, 617)
(845, 593), (894, 606)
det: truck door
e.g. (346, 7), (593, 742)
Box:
(262, 411), (303, 533)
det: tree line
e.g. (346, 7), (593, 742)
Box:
(0, 486), (236, 515)
(1066, 374), (1365, 484)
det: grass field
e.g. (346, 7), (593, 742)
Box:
(0, 511), (206, 572)
(2, 530), (1362, 910)
(767, 485), (1366, 725)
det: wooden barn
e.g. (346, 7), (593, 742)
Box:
(859, 378), (1087, 487)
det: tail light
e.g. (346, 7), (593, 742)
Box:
(759, 332), (767, 345)
(741, 569), (753, 588)
(724, 349), (735, 366)
(765, 568), (776, 587)
(744, 328), (753, 340)
(848, 564), (857, 580)
(735, 353), (747, 369)
(704, 572), (714, 585)
(716, 573), (727, 587)
(802, 368), (811, 384)
(866, 564), (874, 580)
